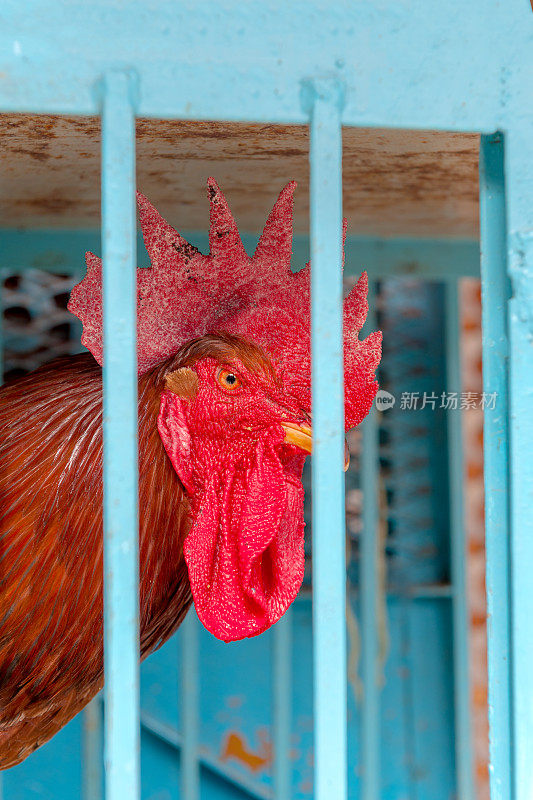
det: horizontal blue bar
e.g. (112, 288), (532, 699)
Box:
(0, 230), (480, 279)
(0, 0), (530, 133)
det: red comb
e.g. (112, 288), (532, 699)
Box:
(68, 179), (381, 428)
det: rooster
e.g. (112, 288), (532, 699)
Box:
(0, 179), (381, 768)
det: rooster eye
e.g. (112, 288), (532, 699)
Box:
(216, 367), (242, 392)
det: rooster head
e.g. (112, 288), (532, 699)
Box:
(68, 178), (381, 642)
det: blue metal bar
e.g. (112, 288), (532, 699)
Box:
(305, 77), (347, 800)
(181, 609), (200, 800)
(101, 69), (140, 800)
(479, 133), (512, 800)
(273, 607), (292, 800)
(83, 697), (103, 800)
(360, 279), (381, 800)
(444, 279), (474, 800)
(505, 126), (533, 800)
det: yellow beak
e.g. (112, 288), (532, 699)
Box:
(281, 423), (350, 472)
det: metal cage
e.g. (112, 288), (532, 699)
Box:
(0, 3), (532, 799)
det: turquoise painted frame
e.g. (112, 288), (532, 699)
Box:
(1, 2), (532, 799)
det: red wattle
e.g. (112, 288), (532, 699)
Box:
(183, 442), (305, 642)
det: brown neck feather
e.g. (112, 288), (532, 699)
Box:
(0, 334), (268, 767)
(0, 352), (191, 761)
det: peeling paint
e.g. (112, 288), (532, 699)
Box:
(220, 731), (271, 773)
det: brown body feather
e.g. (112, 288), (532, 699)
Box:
(0, 352), (192, 769)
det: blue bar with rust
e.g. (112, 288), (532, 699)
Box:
(444, 279), (474, 800)
(361, 279), (381, 800)
(101, 69), (140, 800)
(479, 134), (512, 800)
(181, 610), (200, 800)
(273, 608), (292, 800)
(306, 77), (347, 800)
(480, 134), (512, 800)
(83, 697), (103, 800)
